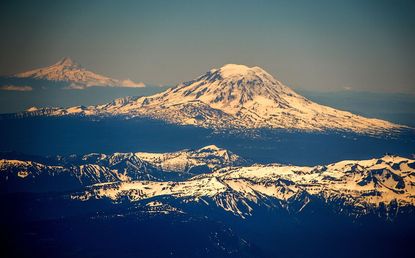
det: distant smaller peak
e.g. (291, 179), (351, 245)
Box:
(382, 153), (397, 158)
(26, 106), (38, 112)
(380, 154), (412, 163)
(55, 57), (79, 67)
(199, 145), (221, 151)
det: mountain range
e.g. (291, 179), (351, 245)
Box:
(77, 154), (415, 219)
(8, 57), (145, 89)
(1, 146), (414, 219)
(0, 145), (246, 192)
(13, 64), (404, 134)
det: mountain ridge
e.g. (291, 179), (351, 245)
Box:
(1, 145), (414, 219)
(0, 145), (247, 192)
(76, 154), (415, 218)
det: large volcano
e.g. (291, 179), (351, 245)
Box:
(18, 64), (402, 133)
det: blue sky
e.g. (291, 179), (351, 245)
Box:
(0, 0), (414, 93)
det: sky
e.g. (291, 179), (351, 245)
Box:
(0, 0), (414, 93)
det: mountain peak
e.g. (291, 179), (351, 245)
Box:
(55, 57), (79, 67)
(199, 145), (221, 151)
(13, 58), (145, 89)
(218, 64), (250, 76)
(160, 63), (293, 114)
(218, 64), (268, 78)
(208, 64), (277, 85)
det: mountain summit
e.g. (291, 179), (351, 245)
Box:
(14, 57), (145, 89)
(55, 57), (79, 67)
(19, 64), (402, 133)
(147, 63), (298, 115)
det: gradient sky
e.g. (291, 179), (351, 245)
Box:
(1, 0), (414, 93)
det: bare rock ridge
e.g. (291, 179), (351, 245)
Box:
(17, 63), (404, 133)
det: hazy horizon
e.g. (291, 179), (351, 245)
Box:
(1, 0), (414, 93)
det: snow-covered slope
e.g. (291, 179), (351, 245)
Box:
(77, 155), (415, 218)
(17, 64), (402, 134)
(136, 145), (248, 174)
(0, 152), (170, 192)
(14, 57), (145, 89)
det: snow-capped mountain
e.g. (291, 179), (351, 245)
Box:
(13, 57), (145, 89)
(77, 155), (415, 218)
(16, 64), (402, 133)
(0, 145), (247, 192)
